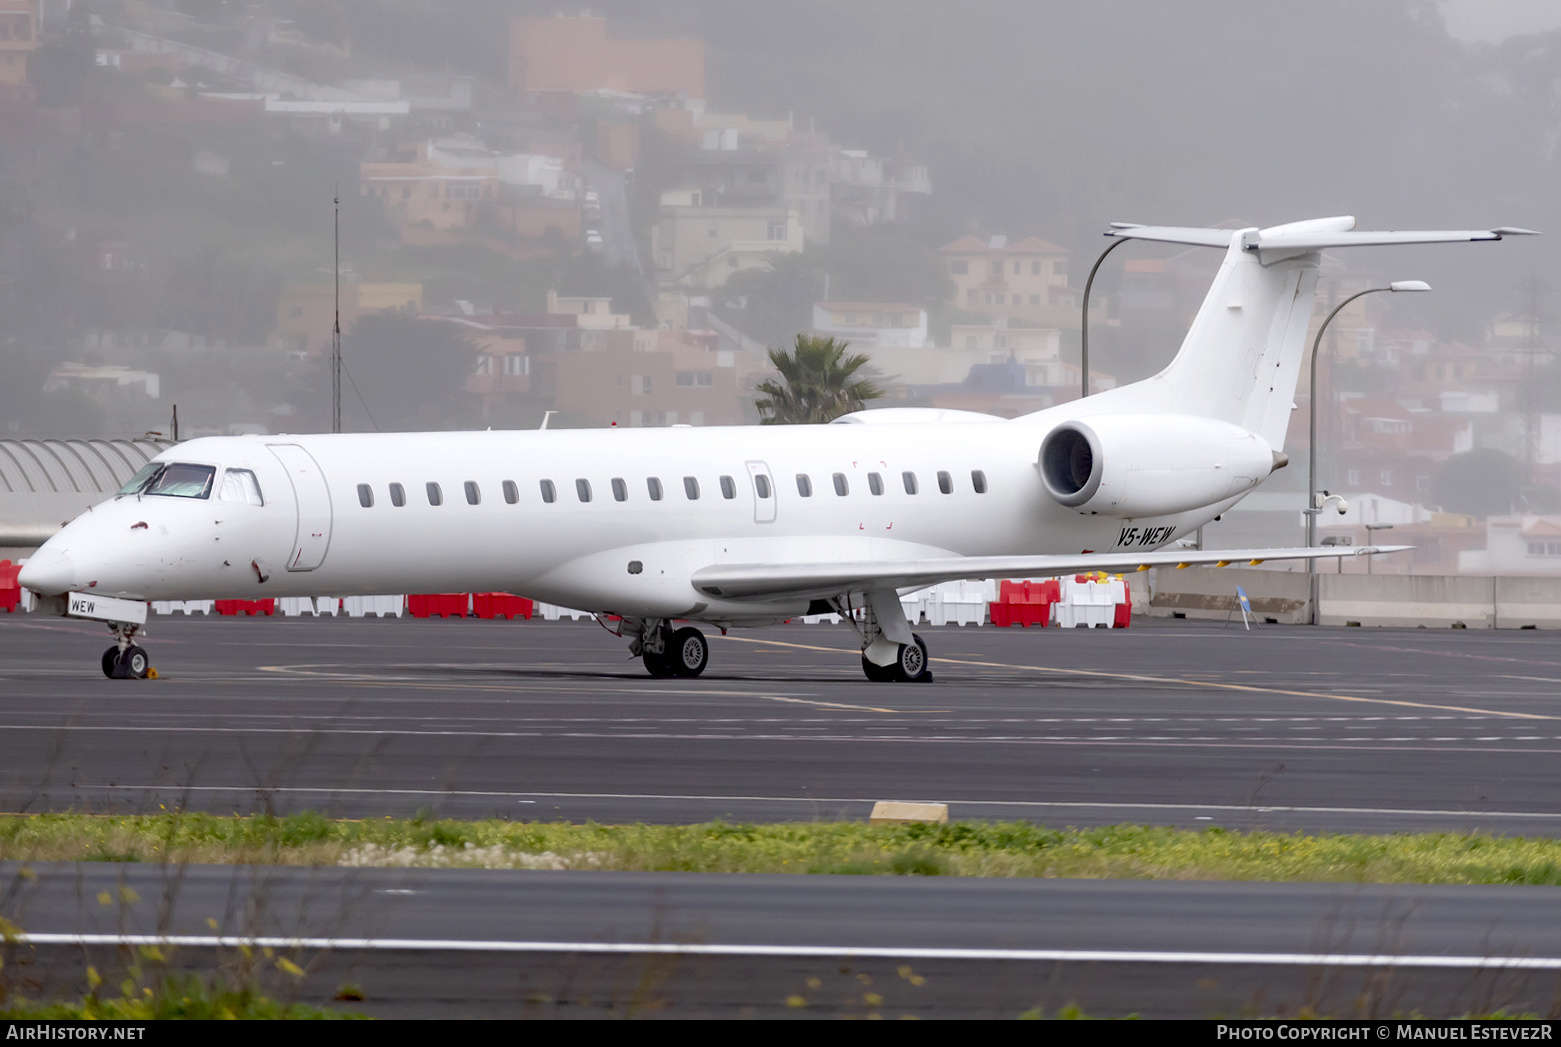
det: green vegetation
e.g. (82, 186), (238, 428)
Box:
(0, 934), (367, 1021)
(1, 977), (366, 1020)
(5, 813), (1561, 885)
(755, 334), (883, 424)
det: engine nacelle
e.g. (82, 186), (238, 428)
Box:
(1039, 414), (1279, 518)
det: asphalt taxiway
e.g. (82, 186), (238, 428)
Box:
(5, 614), (1561, 1017)
(8, 862), (1561, 1018)
(1, 614), (1558, 833)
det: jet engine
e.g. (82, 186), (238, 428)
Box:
(1039, 414), (1281, 518)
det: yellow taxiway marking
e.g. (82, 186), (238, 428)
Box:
(255, 664), (913, 708)
(717, 636), (1557, 721)
(762, 695), (903, 714)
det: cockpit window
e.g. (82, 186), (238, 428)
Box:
(218, 468), (264, 506)
(149, 463), (216, 498)
(116, 463), (162, 497)
(117, 462), (216, 499)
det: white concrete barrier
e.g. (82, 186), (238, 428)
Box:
(536, 603), (592, 621)
(340, 595), (402, 618)
(150, 600), (214, 615)
(1052, 578), (1121, 628)
(901, 579), (994, 626)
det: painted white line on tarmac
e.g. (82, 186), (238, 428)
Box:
(75, 784), (1561, 820)
(15, 933), (1561, 970)
(720, 636), (1561, 720)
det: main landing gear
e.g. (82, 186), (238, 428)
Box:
(842, 590), (933, 684)
(860, 633), (930, 683)
(101, 622), (154, 680)
(632, 620), (709, 678)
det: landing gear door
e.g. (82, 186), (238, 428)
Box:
(745, 460), (776, 524)
(267, 443), (333, 571)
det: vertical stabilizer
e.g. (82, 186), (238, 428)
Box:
(1057, 217), (1534, 449)
(1152, 231), (1320, 449)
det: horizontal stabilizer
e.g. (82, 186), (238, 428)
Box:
(1105, 223), (1236, 248)
(692, 545), (1411, 602)
(1252, 228), (1534, 251)
(1107, 218), (1537, 256)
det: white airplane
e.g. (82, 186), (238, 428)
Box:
(18, 216), (1534, 681)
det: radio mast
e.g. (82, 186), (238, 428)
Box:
(332, 188), (342, 434)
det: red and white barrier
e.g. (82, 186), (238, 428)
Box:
(0, 559), (22, 613)
(989, 575), (1133, 628)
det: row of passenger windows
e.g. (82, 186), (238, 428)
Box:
(356, 470), (989, 508)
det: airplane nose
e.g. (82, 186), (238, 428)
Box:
(18, 547), (77, 595)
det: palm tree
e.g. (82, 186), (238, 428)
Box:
(754, 334), (883, 424)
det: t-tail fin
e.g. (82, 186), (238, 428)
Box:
(1068, 217), (1534, 451)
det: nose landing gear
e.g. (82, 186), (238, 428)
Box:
(101, 623), (153, 679)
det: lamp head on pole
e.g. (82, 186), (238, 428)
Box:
(1388, 280), (1431, 293)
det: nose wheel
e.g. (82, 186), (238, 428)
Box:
(101, 644), (151, 679)
(101, 622), (153, 679)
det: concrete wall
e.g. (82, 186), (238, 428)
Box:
(1320, 574), (1561, 629)
(1143, 566), (1309, 623)
(1144, 566), (1561, 629)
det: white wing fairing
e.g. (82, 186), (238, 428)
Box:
(17, 214), (1532, 681)
(691, 544), (1407, 604)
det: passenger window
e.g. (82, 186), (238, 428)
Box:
(502, 480), (519, 504)
(356, 483), (374, 508)
(576, 479), (592, 503)
(465, 481), (481, 505)
(612, 477), (628, 502)
(868, 472), (883, 496)
(218, 468), (264, 506)
(426, 482), (443, 506)
(972, 469), (988, 494)
(647, 477), (663, 501)
(796, 474), (813, 497)
(540, 480), (556, 504)
(937, 470), (953, 494)
(755, 474), (772, 499)
(683, 476), (700, 500)
(390, 482), (406, 507)
(720, 475), (736, 499)
(832, 473), (849, 496)
(902, 471), (918, 495)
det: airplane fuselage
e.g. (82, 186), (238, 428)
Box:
(22, 215), (1525, 680)
(25, 415), (1226, 625)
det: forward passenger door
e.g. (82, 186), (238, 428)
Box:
(745, 461), (776, 524)
(267, 443), (333, 571)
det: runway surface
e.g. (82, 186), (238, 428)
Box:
(8, 862), (1561, 1018)
(1, 613), (1559, 832)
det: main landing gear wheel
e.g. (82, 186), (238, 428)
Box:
(642, 645), (676, 678)
(101, 644), (151, 680)
(669, 627), (708, 678)
(861, 634), (933, 683)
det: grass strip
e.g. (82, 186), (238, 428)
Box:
(2, 813), (1561, 884)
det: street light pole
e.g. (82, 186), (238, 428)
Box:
(1079, 236), (1129, 401)
(1364, 523), (1395, 575)
(1306, 280), (1430, 624)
